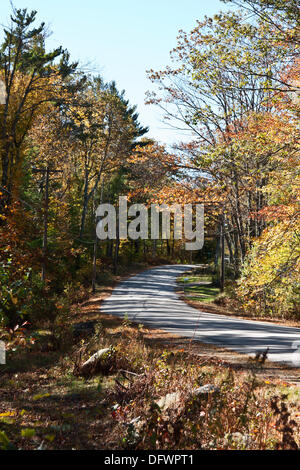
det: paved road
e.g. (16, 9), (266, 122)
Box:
(101, 265), (300, 366)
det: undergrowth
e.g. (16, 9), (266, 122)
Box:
(1, 310), (299, 450)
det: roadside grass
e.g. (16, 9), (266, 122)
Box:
(178, 273), (220, 303)
(178, 275), (213, 284)
(185, 285), (220, 302)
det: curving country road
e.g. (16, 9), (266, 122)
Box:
(101, 265), (300, 366)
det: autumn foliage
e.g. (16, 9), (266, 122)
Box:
(0, 1), (299, 332)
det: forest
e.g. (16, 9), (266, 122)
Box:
(0, 0), (299, 452)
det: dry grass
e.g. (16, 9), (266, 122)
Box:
(0, 269), (300, 450)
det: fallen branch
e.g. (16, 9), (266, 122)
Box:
(74, 346), (115, 377)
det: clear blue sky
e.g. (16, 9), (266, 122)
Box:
(1, 0), (232, 145)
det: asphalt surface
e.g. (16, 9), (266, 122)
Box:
(101, 265), (300, 366)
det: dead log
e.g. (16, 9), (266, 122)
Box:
(74, 346), (115, 377)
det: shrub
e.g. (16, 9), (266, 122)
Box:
(0, 258), (33, 327)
